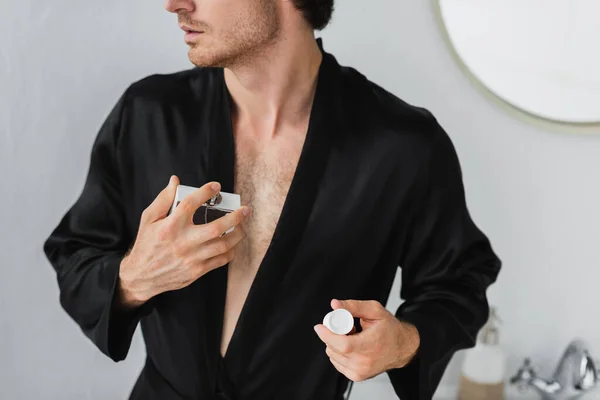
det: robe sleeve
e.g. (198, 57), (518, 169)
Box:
(42, 88), (147, 362)
(386, 123), (502, 399)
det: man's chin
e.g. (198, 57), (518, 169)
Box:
(188, 50), (227, 68)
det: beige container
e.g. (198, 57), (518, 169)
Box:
(457, 307), (505, 400)
(458, 375), (504, 400)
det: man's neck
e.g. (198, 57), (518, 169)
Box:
(223, 33), (323, 140)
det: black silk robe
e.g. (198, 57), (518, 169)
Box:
(42, 38), (501, 400)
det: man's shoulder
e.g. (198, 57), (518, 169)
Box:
(122, 67), (222, 106)
(337, 63), (440, 144)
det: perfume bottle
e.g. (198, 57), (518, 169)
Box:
(167, 184), (241, 234)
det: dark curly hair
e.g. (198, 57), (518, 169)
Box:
(291, 0), (335, 30)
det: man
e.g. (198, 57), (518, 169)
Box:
(42, 0), (501, 399)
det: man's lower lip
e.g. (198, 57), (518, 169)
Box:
(184, 32), (203, 41)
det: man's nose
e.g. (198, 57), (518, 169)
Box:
(164, 0), (194, 14)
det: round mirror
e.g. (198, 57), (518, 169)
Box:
(436, 0), (600, 124)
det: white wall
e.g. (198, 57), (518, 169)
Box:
(1, 1), (599, 399)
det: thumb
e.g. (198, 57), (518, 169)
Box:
(141, 175), (179, 224)
(331, 299), (386, 321)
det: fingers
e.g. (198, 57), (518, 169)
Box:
(331, 299), (386, 320)
(193, 222), (246, 260)
(201, 247), (237, 274)
(325, 345), (350, 361)
(329, 357), (353, 378)
(191, 205), (251, 243)
(314, 324), (362, 354)
(320, 328), (374, 383)
(141, 175), (180, 225)
(171, 181), (222, 227)
(329, 356), (371, 383)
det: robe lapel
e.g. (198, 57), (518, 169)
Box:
(204, 38), (343, 392)
(190, 65), (238, 397)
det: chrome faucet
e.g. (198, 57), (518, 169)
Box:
(510, 338), (599, 400)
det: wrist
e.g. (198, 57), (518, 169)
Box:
(394, 320), (421, 368)
(117, 257), (147, 309)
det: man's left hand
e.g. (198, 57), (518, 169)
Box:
(313, 299), (420, 382)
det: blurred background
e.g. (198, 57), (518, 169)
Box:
(1, 0), (599, 399)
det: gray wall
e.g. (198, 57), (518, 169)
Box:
(2, 1), (599, 399)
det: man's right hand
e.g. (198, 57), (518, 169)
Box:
(116, 175), (251, 309)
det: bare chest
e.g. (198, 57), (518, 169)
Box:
(231, 136), (304, 269)
(219, 131), (306, 357)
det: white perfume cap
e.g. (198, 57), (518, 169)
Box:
(323, 308), (354, 335)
